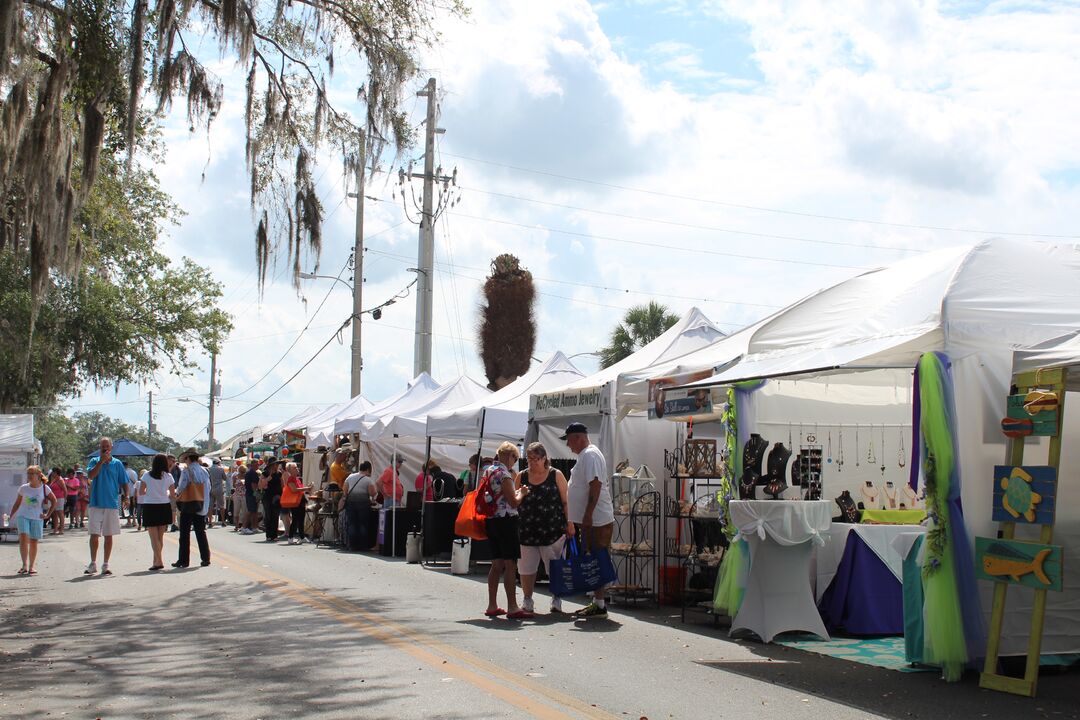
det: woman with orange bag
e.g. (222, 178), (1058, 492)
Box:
(280, 462), (311, 545)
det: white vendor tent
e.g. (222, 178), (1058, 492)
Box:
(529, 307), (726, 470)
(666, 238), (1080, 656)
(0, 414), (37, 517)
(367, 376), (491, 442)
(305, 394), (376, 447)
(333, 374), (439, 438)
(427, 353), (584, 443)
(1013, 330), (1080, 389)
(264, 405), (329, 437)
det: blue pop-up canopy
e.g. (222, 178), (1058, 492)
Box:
(86, 437), (162, 459)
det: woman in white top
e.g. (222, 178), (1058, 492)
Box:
(139, 454), (176, 571)
(11, 465), (55, 575)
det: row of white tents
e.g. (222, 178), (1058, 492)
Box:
(263, 238), (1080, 657)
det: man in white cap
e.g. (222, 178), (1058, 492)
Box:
(562, 422), (614, 618)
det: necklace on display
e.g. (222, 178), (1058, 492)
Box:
(837, 428), (845, 472)
(880, 425), (887, 475)
(855, 426), (861, 467)
(898, 427), (907, 468)
(867, 427), (876, 465)
(788, 423), (793, 448)
(860, 480), (879, 509)
(884, 480), (897, 508)
(901, 483), (918, 509)
(827, 430), (833, 463)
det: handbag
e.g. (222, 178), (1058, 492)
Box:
(548, 538), (618, 598)
(280, 479), (304, 509)
(453, 490), (488, 541)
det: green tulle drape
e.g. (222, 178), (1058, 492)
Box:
(713, 538), (746, 613)
(918, 352), (968, 681)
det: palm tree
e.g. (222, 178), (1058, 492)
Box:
(478, 254), (536, 390)
(597, 301), (678, 369)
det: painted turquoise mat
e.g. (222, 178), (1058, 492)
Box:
(775, 635), (934, 673)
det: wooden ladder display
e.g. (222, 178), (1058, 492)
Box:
(977, 367), (1067, 697)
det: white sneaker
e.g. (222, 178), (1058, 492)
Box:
(550, 597), (563, 614)
(521, 596), (535, 614)
(241, 529), (254, 535)
(84, 562), (97, 575)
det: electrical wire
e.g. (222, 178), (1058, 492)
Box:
(441, 151), (1080, 240)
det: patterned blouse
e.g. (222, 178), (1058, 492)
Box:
(517, 469), (567, 546)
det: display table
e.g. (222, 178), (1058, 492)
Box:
(729, 500), (832, 643)
(816, 523), (926, 635)
(422, 500), (461, 557)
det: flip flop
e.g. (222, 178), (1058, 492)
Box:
(16, 568), (27, 575)
(27, 570), (37, 576)
(484, 608), (507, 617)
(506, 609), (534, 620)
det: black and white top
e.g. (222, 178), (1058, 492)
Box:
(517, 469), (566, 547)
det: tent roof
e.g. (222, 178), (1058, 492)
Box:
(427, 353), (585, 441)
(0, 414), (35, 453)
(367, 376), (491, 441)
(302, 394), (373, 447)
(333, 373), (440, 437)
(266, 405), (329, 436)
(555, 307), (725, 394)
(671, 239), (1080, 389)
(1013, 330), (1080, 392)
(87, 437), (161, 458)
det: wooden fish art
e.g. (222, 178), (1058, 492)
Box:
(981, 542), (1052, 585)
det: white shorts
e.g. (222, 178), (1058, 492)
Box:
(87, 507), (121, 536)
(517, 536), (566, 576)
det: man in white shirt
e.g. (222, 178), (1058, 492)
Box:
(563, 422), (614, 618)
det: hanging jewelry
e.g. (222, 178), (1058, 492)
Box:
(898, 426), (907, 468)
(855, 425), (861, 467)
(867, 426), (876, 465)
(788, 423), (793, 448)
(837, 427), (845, 472)
(880, 425), (886, 475)
(827, 430), (833, 463)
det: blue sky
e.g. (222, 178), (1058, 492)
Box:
(65, 0), (1080, 446)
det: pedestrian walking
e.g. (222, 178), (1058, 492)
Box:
(563, 422), (614, 618)
(75, 472), (89, 528)
(123, 462), (138, 527)
(261, 459), (283, 542)
(232, 463), (247, 532)
(64, 467), (79, 528)
(242, 459), (261, 535)
(207, 458), (227, 528)
(11, 465), (56, 575)
(280, 462), (311, 545)
(139, 454), (175, 571)
(482, 442), (531, 619)
(517, 442), (574, 615)
(173, 448), (212, 568)
(47, 468), (67, 535)
(84, 438), (128, 576)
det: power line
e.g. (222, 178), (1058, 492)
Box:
(442, 151), (1080, 240)
(446, 211), (869, 270)
(460, 186), (922, 254)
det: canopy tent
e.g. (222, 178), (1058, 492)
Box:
(86, 437), (161, 458)
(655, 238), (1080, 657)
(263, 405), (329, 437)
(367, 376), (490, 442)
(427, 353), (585, 442)
(0, 415), (37, 517)
(332, 374), (439, 438)
(214, 422), (284, 457)
(303, 394), (376, 447)
(1013, 330), (1080, 390)
(529, 307), (726, 471)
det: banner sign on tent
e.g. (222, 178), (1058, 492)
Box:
(647, 370), (714, 420)
(529, 386), (604, 420)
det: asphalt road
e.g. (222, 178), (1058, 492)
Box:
(1, 525), (1076, 719)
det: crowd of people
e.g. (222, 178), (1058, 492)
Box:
(10, 425), (615, 622)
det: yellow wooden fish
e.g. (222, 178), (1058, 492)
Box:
(982, 543), (1052, 585)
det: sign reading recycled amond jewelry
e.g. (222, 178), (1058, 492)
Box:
(529, 386), (604, 420)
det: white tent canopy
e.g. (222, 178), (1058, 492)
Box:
(427, 353), (584, 442)
(265, 405), (329, 437)
(333, 373), (440, 438)
(369, 376), (491, 442)
(303, 394), (374, 447)
(654, 239), (1080, 656)
(1013, 330), (1080, 391)
(0, 414), (36, 453)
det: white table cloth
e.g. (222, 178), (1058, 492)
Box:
(815, 523), (926, 601)
(729, 500), (832, 643)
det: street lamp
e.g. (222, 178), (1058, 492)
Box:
(298, 271), (353, 291)
(178, 397), (208, 409)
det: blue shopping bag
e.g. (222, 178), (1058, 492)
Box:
(548, 538), (618, 598)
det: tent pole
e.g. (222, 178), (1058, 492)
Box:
(392, 437), (398, 559)
(474, 408), (487, 488)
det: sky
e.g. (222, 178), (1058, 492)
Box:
(66, 0), (1080, 447)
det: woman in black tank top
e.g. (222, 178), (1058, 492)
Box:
(517, 442), (573, 613)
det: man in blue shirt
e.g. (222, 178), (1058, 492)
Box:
(85, 437), (129, 576)
(174, 447), (213, 568)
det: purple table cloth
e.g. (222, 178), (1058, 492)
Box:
(817, 530), (904, 635)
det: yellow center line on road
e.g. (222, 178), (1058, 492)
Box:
(165, 536), (618, 720)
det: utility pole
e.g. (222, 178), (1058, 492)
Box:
(414, 77), (437, 377)
(207, 352), (217, 448)
(147, 391), (155, 435)
(350, 132), (366, 397)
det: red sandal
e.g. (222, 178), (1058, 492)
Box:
(484, 608), (506, 617)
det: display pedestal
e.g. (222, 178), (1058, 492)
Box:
(729, 499), (831, 643)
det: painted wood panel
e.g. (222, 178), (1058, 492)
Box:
(975, 537), (1063, 592)
(991, 466), (1057, 525)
